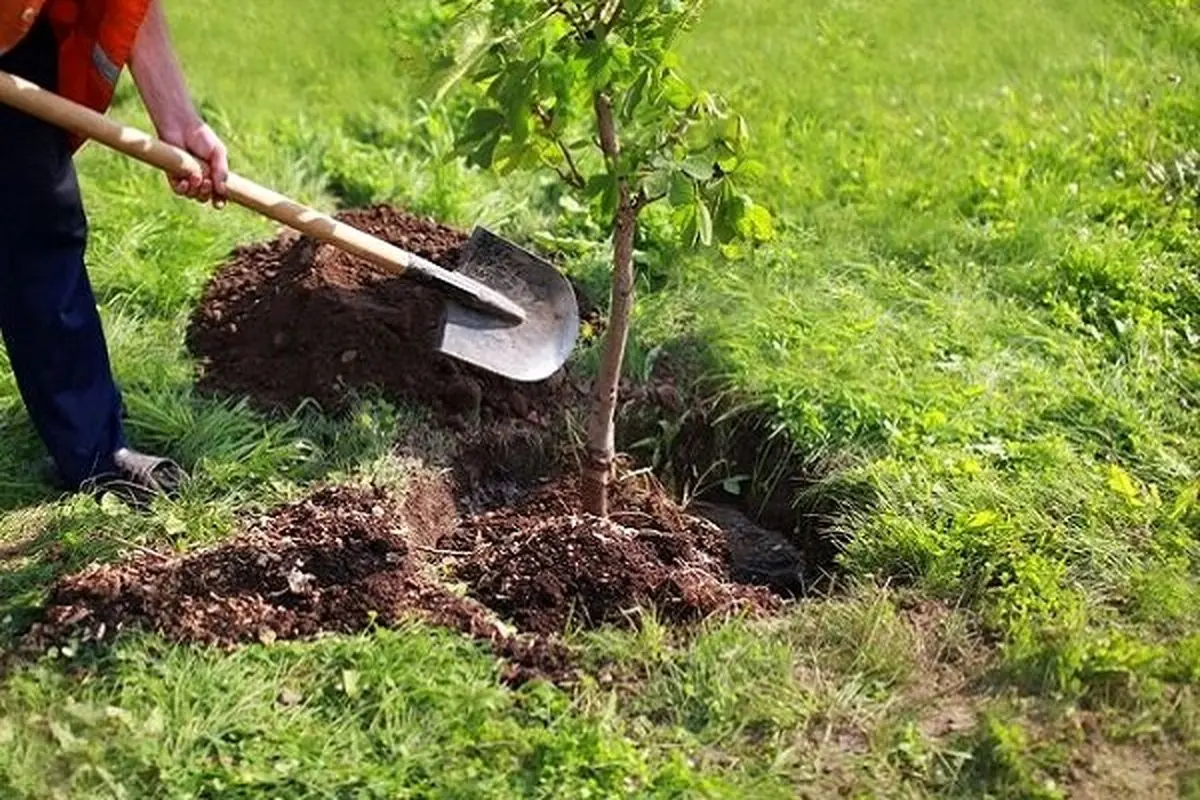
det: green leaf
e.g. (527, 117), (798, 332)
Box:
(719, 113), (751, 153)
(584, 173), (610, 200)
(509, 105), (533, 145)
(610, 37), (634, 70)
(713, 183), (743, 243)
(1106, 464), (1143, 507)
(587, 173), (618, 221)
(738, 202), (774, 242)
(684, 120), (717, 153)
(681, 156), (714, 181)
(599, 179), (618, 220)
(735, 159), (767, 180)
(668, 172), (696, 206)
(625, 0), (651, 17)
(661, 73), (692, 109)
(642, 169), (671, 199)
(492, 139), (532, 174)
(460, 108), (506, 144)
(501, 71), (536, 124)
(713, 185), (774, 244)
(584, 42), (617, 89)
(621, 69), (650, 120)
(465, 130), (501, 169)
(675, 203), (698, 246)
(681, 155), (715, 181)
(472, 52), (504, 82)
(716, 153), (739, 174)
(696, 198), (713, 246)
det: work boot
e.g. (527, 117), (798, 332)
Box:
(44, 448), (188, 508)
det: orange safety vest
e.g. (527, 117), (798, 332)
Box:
(0, 0), (151, 148)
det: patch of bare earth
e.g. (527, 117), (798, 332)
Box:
(22, 480), (570, 685)
(1066, 737), (1189, 800)
(896, 600), (991, 742)
(443, 472), (782, 635)
(23, 470), (788, 686)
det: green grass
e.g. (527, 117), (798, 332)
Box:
(666, 0), (1200, 686)
(3, 0), (1200, 795)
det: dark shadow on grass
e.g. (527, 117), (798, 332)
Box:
(0, 401), (66, 513)
(613, 356), (875, 596)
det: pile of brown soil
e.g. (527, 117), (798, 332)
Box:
(24, 474), (786, 684)
(186, 205), (581, 427)
(23, 483), (572, 685)
(444, 474), (783, 635)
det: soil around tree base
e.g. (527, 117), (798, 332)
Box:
(184, 201), (826, 587)
(22, 472), (787, 685)
(444, 472), (783, 635)
(23, 204), (814, 683)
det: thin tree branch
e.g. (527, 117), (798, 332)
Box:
(554, 166), (576, 186)
(593, 92), (620, 164)
(635, 190), (666, 210)
(596, 0), (623, 29)
(557, 140), (587, 188)
(535, 104), (587, 189)
(554, 0), (590, 38)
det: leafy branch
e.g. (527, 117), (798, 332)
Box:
(435, 0), (774, 515)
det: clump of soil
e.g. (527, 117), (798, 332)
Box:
(23, 484), (572, 685)
(445, 473), (783, 635)
(186, 205), (581, 426)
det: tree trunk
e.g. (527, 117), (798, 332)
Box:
(581, 91), (636, 517)
(581, 193), (637, 517)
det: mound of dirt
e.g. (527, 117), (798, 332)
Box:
(24, 472), (788, 684)
(23, 484), (573, 685)
(186, 205), (582, 426)
(445, 474), (783, 635)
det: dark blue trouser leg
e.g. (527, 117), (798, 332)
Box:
(0, 16), (126, 488)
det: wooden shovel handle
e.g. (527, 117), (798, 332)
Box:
(0, 69), (527, 323)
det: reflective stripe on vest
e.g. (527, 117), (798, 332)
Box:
(0, 0), (151, 150)
(90, 39), (116, 83)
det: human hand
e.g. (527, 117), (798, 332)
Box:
(129, 1), (229, 208)
(162, 122), (229, 208)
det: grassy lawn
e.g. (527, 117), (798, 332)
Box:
(3, 0), (1200, 796)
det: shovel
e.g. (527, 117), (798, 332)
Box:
(0, 70), (579, 383)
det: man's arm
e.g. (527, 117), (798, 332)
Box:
(128, 0), (227, 206)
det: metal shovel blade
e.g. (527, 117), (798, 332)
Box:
(437, 227), (580, 383)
